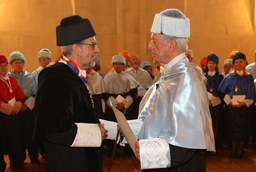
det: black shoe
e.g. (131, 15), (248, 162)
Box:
(31, 160), (41, 165)
(236, 152), (243, 159)
(10, 166), (26, 170)
(230, 153), (236, 158)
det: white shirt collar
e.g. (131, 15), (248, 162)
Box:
(0, 75), (8, 80)
(131, 67), (140, 72)
(236, 70), (244, 76)
(165, 53), (188, 69)
(114, 70), (124, 75)
(208, 71), (216, 76)
(59, 55), (87, 78)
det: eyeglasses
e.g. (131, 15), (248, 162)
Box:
(76, 42), (97, 48)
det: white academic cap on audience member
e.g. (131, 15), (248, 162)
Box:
(186, 49), (193, 57)
(9, 51), (26, 64)
(140, 61), (152, 69)
(111, 55), (126, 65)
(151, 8), (190, 38)
(38, 48), (51, 59)
(223, 59), (233, 67)
(94, 56), (100, 66)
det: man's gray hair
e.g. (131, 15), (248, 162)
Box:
(61, 45), (73, 56)
(159, 9), (188, 52)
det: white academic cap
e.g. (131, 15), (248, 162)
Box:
(111, 55), (126, 65)
(9, 51), (26, 64)
(151, 9), (190, 38)
(223, 59), (233, 67)
(38, 48), (51, 59)
(140, 61), (152, 69)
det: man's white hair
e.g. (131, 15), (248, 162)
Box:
(61, 45), (73, 56)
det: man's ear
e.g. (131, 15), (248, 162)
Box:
(71, 44), (80, 56)
(168, 39), (176, 53)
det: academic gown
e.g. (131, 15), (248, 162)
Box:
(87, 69), (108, 119)
(0, 76), (26, 154)
(126, 68), (153, 118)
(104, 71), (138, 121)
(204, 72), (223, 144)
(218, 74), (255, 141)
(8, 70), (38, 149)
(137, 56), (215, 172)
(33, 63), (102, 172)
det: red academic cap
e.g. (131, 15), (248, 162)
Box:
(200, 57), (207, 66)
(0, 55), (8, 64)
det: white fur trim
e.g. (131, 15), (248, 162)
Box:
(139, 138), (171, 169)
(71, 123), (101, 147)
(38, 51), (51, 59)
(151, 14), (190, 38)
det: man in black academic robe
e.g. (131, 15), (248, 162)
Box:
(33, 15), (107, 172)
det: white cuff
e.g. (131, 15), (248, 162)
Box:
(139, 138), (171, 169)
(224, 94), (231, 105)
(243, 99), (254, 107)
(99, 119), (118, 141)
(101, 99), (106, 113)
(107, 96), (118, 108)
(121, 119), (143, 144)
(70, 123), (101, 147)
(24, 96), (35, 110)
(124, 95), (133, 109)
(210, 96), (221, 107)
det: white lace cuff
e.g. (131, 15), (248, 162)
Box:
(224, 94), (231, 105)
(243, 99), (254, 107)
(121, 119), (143, 144)
(71, 123), (101, 147)
(99, 119), (118, 140)
(139, 138), (171, 169)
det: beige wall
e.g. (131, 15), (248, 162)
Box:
(0, 0), (255, 74)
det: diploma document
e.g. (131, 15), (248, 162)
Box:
(110, 101), (138, 158)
